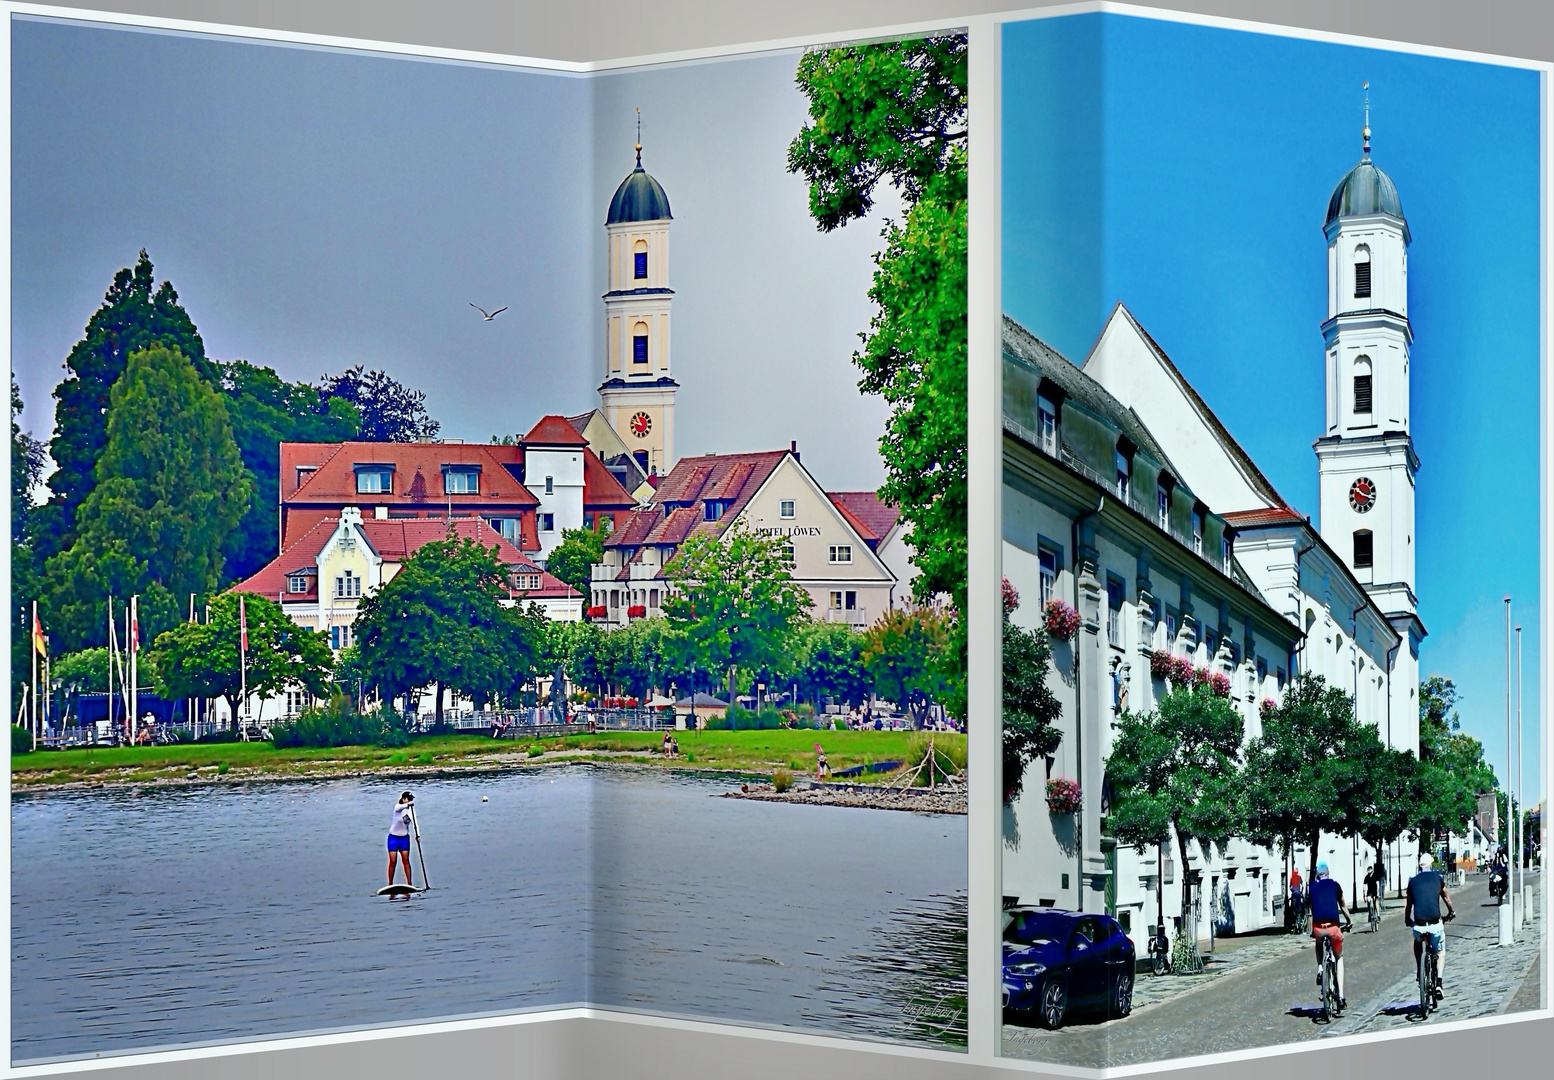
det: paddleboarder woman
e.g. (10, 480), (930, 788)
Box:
(387, 791), (416, 888)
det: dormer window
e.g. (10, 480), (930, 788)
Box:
(704, 500), (730, 521)
(287, 574), (310, 594)
(1115, 449), (1131, 502)
(1191, 509), (1204, 555)
(355, 466), (393, 494)
(1037, 394), (1057, 454)
(443, 466), (479, 494)
(1354, 246), (1371, 298)
(1156, 485), (1170, 529)
(295, 466), (317, 489)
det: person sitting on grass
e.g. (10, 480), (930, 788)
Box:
(387, 791), (416, 889)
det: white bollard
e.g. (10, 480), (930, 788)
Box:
(1498, 901), (1514, 946)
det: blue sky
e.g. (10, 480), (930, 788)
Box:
(10, 16), (893, 493)
(1003, 13), (1543, 797)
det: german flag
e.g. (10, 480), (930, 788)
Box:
(31, 609), (47, 659)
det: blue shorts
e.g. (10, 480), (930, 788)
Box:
(388, 834), (410, 853)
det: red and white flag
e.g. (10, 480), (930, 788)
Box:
(240, 596), (248, 654)
(130, 607), (139, 653)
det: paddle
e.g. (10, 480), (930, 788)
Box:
(410, 803), (431, 890)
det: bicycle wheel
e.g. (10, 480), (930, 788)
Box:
(1417, 947), (1430, 1019)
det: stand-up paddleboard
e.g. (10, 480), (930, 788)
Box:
(376, 883), (427, 897)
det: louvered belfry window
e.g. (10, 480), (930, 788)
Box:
(1354, 260), (1372, 298)
(1354, 373), (1373, 414)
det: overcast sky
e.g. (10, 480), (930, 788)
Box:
(11, 15), (896, 493)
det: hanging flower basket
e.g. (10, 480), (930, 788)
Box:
(1043, 600), (1081, 641)
(1046, 777), (1083, 814)
(1170, 655), (1195, 685)
(627, 605), (647, 619)
(1189, 665), (1212, 689)
(586, 605), (607, 620)
(1260, 697), (1277, 715)
(1207, 672), (1232, 697)
(1002, 577), (1021, 617)
(1150, 648), (1175, 680)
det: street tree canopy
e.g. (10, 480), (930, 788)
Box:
(152, 592), (332, 719)
(860, 606), (952, 728)
(354, 535), (542, 720)
(1107, 685), (1245, 916)
(663, 524), (813, 698)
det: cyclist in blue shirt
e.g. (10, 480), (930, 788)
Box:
(1309, 861), (1352, 1008)
(1405, 853), (1455, 995)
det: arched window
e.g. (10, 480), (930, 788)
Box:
(1353, 355), (1373, 415)
(633, 239), (648, 280)
(1353, 245), (1372, 299)
(1353, 528), (1374, 569)
(632, 321), (649, 365)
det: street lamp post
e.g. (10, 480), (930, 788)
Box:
(1515, 625), (1525, 926)
(1500, 598), (1514, 945)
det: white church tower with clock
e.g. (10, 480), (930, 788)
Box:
(599, 115), (678, 478)
(1314, 90), (1426, 752)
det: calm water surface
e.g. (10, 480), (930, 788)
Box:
(12, 766), (965, 1063)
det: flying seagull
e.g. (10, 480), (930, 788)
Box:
(470, 303), (508, 321)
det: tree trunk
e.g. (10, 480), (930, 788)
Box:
(435, 680), (444, 726)
(1175, 821), (1194, 938)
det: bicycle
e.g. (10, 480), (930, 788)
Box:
(1317, 918), (1351, 1023)
(1148, 926), (1172, 976)
(1367, 893), (1382, 933)
(1414, 912), (1455, 1020)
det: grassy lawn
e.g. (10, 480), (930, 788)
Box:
(10, 729), (966, 790)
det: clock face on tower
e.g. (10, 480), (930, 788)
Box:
(1349, 477), (1377, 513)
(629, 411), (652, 439)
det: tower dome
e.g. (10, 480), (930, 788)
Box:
(1324, 93), (1408, 241)
(606, 154), (672, 225)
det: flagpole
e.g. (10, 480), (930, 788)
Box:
(189, 593), (196, 738)
(240, 595), (248, 742)
(130, 594), (139, 745)
(31, 601), (39, 751)
(1515, 624), (1525, 926)
(107, 597), (114, 741)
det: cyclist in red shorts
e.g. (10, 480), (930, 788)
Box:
(1309, 861), (1353, 1008)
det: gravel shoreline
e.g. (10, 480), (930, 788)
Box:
(721, 776), (967, 814)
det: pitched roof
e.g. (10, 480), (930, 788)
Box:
(283, 441), (540, 508)
(1088, 304), (1292, 511)
(521, 414), (590, 447)
(1222, 507), (1307, 530)
(605, 451), (786, 551)
(828, 492), (900, 543)
(581, 448), (637, 509)
(234, 515), (549, 601)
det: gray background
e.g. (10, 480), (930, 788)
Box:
(12, 2), (1554, 1079)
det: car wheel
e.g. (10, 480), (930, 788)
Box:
(1039, 978), (1068, 1030)
(1112, 971), (1134, 1018)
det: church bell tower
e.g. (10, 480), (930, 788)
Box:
(1313, 86), (1426, 752)
(599, 112), (677, 478)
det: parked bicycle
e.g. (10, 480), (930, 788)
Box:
(1148, 925), (1172, 976)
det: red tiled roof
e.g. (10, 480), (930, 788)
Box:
(234, 516), (542, 601)
(283, 441), (540, 508)
(828, 492), (900, 543)
(521, 414), (590, 447)
(1222, 507), (1307, 529)
(605, 451), (787, 551)
(583, 449), (637, 509)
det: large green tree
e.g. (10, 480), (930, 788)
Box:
(316, 364), (439, 442)
(354, 535), (542, 722)
(1107, 686), (1245, 917)
(546, 526), (604, 598)
(792, 620), (871, 710)
(860, 605), (952, 728)
(152, 592), (332, 724)
(663, 524), (813, 702)
(219, 360), (361, 581)
(43, 344), (252, 651)
(1241, 674), (1375, 879)
(41, 251), (211, 558)
(789, 35), (968, 717)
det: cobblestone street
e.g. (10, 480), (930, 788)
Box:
(1003, 872), (1545, 1068)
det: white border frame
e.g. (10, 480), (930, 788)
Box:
(0, 2), (1547, 1078)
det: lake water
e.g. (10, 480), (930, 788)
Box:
(11, 766), (966, 1064)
